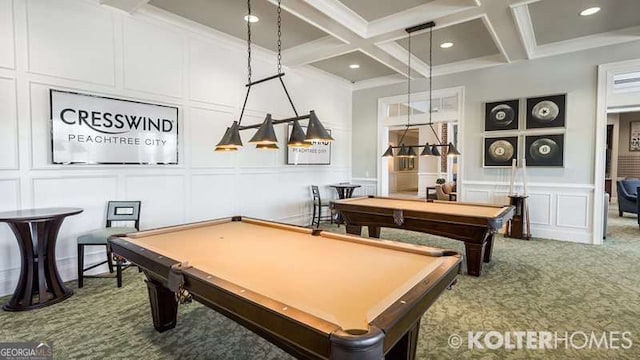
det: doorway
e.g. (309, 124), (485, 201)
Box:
(377, 86), (464, 198)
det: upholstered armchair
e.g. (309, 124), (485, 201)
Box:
(435, 183), (456, 201)
(616, 179), (640, 217)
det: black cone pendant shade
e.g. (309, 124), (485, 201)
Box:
(249, 114), (278, 145)
(420, 143), (431, 156)
(397, 145), (409, 158)
(288, 120), (312, 148)
(382, 145), (394, 158)
(305, 111), (334, 143)
(406, 146), (417, 158)
(215, 121), (243, 151)
(447, 142), (461, 156)
(431, 144), (441, 156)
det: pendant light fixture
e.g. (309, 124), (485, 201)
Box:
(381, 22), (460, 158)
(215, 0), (333, 152)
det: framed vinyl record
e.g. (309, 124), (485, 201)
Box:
(483, 136), (518, 167)
(485, 99), (519, 131)
(526, 94), (566, 129)
(525, 134), (564, 167)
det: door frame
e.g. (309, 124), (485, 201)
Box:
(594, 58), (640, 245)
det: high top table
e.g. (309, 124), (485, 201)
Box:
(0, 207), (83, 311)
(329, 183), (361, 199)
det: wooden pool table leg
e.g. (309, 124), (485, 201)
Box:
(385, 319), (420, 360)
(483, 233), (495, 263)
(345, 224), (363, 236)
(367, 226), (381, 238)
(463, 242), (485, 277)
(145, 276), (178, 332)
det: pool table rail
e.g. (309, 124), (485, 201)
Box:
(108, 216), (461, 360)
(332, 196), (514, 277)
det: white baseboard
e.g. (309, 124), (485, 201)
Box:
(529, 227), (591, 244)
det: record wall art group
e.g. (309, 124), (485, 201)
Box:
(483, 94), (566, 168)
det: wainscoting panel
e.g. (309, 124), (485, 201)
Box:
(0, 0), (14, 69)
(189, 106), (236, 168)
(190, 174), (237, 222)
(557, 194), (589, 228)
(463, 181), (593, 243)
(0, 77), (18, 169)
(351, 178), (378, 197)
(123, 17), (184, 98)
(0, 178), (20, 271)
(188, 38), (244, 106)
(124, 175), (186, 228)
(26, 0), (115, 85)
(32, 176), (119, 260)
(528, 193), (552, 226)
(465, 190), (491, 203)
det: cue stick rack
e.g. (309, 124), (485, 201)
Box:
(506, 159), (531, 240)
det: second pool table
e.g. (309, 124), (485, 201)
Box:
(332, 196), (514, 277)
(109, 216), (461, 360)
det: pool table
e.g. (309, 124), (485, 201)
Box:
(109, 216), (461, 360)
(331, 196), (514, 277)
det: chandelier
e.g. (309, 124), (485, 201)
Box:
(381, 22), (460, 158)
(215, 0), (333, 152)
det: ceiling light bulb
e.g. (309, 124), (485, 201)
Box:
(579, 7), (600, 16)
(440, 42), (454, 49)
(349, 64), (360, 69)
(244, 15), (259, 23)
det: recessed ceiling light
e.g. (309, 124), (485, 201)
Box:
(244, 15), (259, 23)
(349, 64), (360, 69)
(580, 7), (600, 16)
(440, 42), (454, 49)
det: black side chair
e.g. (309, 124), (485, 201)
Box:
(616, 179), (640, 217)
(77, 201), (141, 288)
(311, 185), (333, 228)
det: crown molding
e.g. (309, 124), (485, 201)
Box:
(99, 0), (149, 14)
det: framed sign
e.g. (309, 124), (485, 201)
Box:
(484, 99), (519, 131)
(630, 121), (640, 151)
(50, 89), (179, 164)
(483, 136), (518, 167)
(524, 134), (564, 167)
(286, 125), (331, 165)
(526, 94), (566, 129)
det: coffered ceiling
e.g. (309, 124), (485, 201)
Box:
(104, 0), (640, 88)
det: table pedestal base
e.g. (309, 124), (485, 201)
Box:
(4, 219), (73, 311)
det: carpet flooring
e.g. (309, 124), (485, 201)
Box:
(0, 206), (639, 359)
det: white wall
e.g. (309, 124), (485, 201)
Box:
(353, 40), (640, 244)
(0, 0), (352, 296)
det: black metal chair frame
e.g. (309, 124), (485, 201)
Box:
(77, 201), (141, 288)
(311, 186), (333, 228)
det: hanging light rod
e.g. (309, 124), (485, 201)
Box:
(380, 20), (461, 159)
(405, 21), (435, 34)
(238, 113), (311, 131)
(245, 73), (285, 87)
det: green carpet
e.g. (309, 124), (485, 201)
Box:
(1, 207), (639, 359)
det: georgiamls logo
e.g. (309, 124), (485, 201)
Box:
(59, 108), (174, 135)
